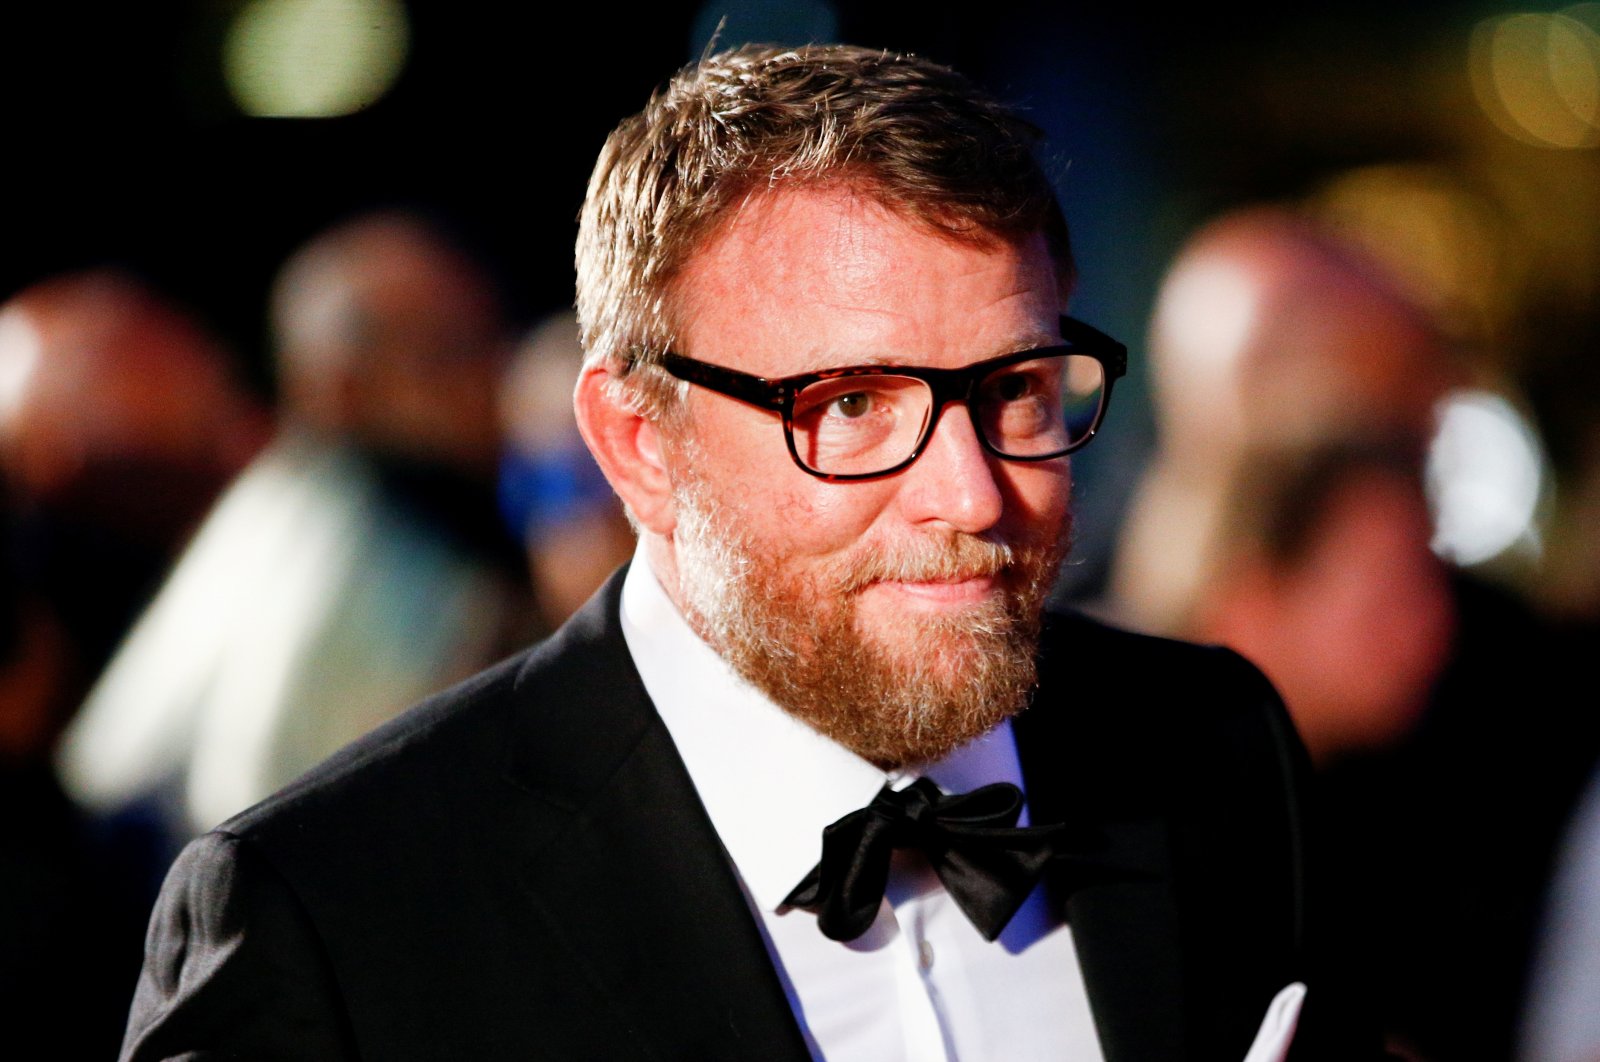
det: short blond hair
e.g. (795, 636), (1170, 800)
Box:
(575, 43), (1073, 416)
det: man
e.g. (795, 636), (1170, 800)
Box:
(1111, 206), (1459, 639)
(58, 212), (528, 845)
(0, 270), (266, 1060)
(122, 45), (1374, 1061)
(1110, 209), (1461, 764)
(0, 270), (269, 699)
(1111, 206), (1592, 1059)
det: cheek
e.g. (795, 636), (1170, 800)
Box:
(682, 406), (893, 556)
(741, 473), (897, 560)
(996, 460), (1073, 536)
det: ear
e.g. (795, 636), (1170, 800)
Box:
(573, 363), (678, 536)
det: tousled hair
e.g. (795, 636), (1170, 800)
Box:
(575, 43), (1074, 416)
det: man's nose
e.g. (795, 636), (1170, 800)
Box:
(896, 402), (1004, 533)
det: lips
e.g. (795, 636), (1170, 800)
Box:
(877, 573), (1000, 603)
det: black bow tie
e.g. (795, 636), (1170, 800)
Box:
(783, 778), (1096, 943)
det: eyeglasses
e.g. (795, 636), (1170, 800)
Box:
(656, 316), (1127, 481)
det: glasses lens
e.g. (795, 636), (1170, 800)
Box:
(791, 374), (932, 476)
(976, 353), (1105, 457)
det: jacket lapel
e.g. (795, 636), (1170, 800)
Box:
(501, 571), (812, 1061)
(1016, 610), (1190, 1062)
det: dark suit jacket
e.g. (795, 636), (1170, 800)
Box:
(121, 569), (1378, 1061)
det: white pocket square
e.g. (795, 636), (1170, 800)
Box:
(1242, 982), (1307, 1062)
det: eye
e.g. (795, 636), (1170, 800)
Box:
(830, 391), (873, 419)
(990, 373), (1032, 401)
(983, 368), (1044, 404)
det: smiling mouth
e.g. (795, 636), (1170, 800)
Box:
(869, 573), (1001, 604)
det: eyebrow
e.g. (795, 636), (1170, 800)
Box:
(802, 352), (895, 372)
(1007, 328), (1065, 354)
(796, 332), (1065, 375)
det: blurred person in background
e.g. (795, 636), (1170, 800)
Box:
(1112, 206), (1456, 639)
(1522, 764), (1600, 1062)
(1183, 440), (1456, 766)
(0, 269), (268, 1057)
(0, 270), (269, 722)
(497, 310), (635, 632)
(56, 210), (532, 852)
(1519, 421), (1600, 1062)
(1109, 206), (1599, 1061)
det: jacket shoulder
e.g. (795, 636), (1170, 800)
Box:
(1027, 607), (1313, 917)
(222, 568), (635, 846)
(1027, 610), (1363, 1056)
(220, 645), (532, 841)
(1036, 607), (1296, 747)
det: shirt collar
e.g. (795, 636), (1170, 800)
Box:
(619, 543), (1028, 913)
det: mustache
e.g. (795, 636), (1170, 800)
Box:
(833, 535), (1016, 594)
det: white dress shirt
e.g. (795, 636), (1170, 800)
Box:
(619, 547), (1105, 1062)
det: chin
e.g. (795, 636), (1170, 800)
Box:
(861, 617), (1001, 671)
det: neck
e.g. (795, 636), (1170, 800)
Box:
(641, 532), (689, 618)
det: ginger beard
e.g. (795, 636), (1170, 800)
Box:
(670, 467), (1070, 769)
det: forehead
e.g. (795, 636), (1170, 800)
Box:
(670, 184), (1064, 377)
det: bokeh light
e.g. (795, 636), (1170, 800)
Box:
(1471, 9), (1600, 149)
(0, 307), (42, 435)
(1147, 254), (1259, 432)
(1427, 388), (1546, 567)
(1310, 165), (1512, 345)
(225, 0), (410, 118)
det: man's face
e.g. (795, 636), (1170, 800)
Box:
(656, 184), (1074, 768)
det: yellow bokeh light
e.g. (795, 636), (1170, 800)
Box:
(1470, 11), (1600, 149)
(1309, 165), (1510, 344)
(225, 0), (410, 118)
